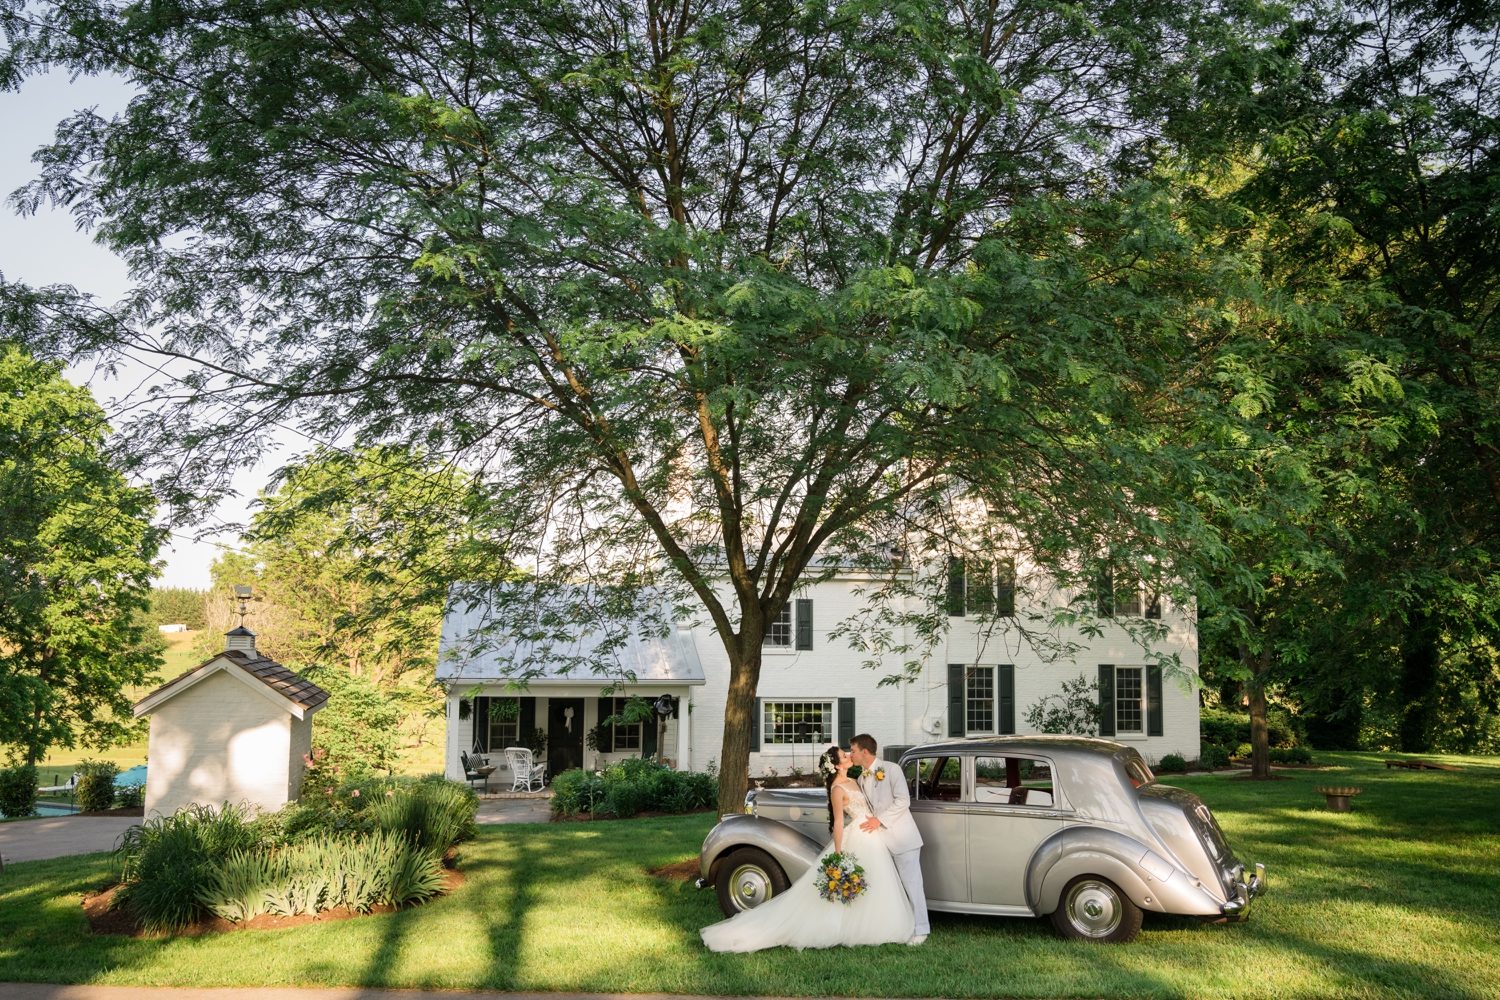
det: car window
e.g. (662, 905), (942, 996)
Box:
(973, 756), (1055, 807)
(906, 756), (962, 801)
(1124, 756), (1155, 788)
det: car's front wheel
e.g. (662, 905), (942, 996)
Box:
(1049, 875), (1143, 943)
(714, 847), (790, 917)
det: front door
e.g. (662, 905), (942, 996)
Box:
(967, 755), (1064, 907)
(547, 698), (585, 777)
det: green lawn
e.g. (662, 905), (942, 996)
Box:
(0, 751), (1495, 998)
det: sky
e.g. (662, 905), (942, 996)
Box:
(1, 70), (300, 589)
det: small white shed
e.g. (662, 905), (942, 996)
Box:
(133, 628), (329, 819)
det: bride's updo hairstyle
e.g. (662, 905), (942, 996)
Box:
(818, 745), (842, 831)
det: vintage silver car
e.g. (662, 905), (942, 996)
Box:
(698, 736), (1264, 943)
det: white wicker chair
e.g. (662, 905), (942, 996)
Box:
(505, 747), (547, 792)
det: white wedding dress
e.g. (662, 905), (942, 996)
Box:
(700, 779), (916, 952)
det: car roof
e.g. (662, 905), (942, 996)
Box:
(897, 735), (1134, 760)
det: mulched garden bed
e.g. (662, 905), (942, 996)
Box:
(79, 806), (145, 817)
(648, 858), (701, 882)
(82, 868), (465, 938)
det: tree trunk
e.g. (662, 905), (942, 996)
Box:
(716, 642), (763, 816)
(1398, 609), (1439, 753)
(1240, 642), (1272, 780)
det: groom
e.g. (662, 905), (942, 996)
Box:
(850, 733), (929, 945)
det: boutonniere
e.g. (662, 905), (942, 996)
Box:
(872, 766), (887, 782)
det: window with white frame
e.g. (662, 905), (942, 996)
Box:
(1115, 667), (1144, 733)
(966, 667), (994, 734)
(764, 604), (793, 647)
(762, 701), (833, 744)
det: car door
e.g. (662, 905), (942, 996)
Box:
(966, 755), (1064, 907)
(904, 755), (968, 905)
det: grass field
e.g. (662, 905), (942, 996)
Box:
(0, 751), (1494, 998)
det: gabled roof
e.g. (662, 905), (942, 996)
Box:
(133, 649), (330, 720)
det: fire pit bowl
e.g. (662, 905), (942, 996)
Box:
(1315, 786), (1363, 812)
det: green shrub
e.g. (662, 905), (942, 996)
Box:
(115, 803), (261, 932)
(1234, 743), (1253, 758)
(0, 764), (38, 818)
(552, 759), (717, 818)
(1158, 754), (1188, 772)
(297, 666), (402, 778)
(551, 768), (607, 815)
(368, 778), (478, 856)
(1199, 741), (1231, 768)
(1270, 746), (1313, 765)
(199, 849), (277, 922)
(116, 783), (145, 809)
(75, 760), (121, 813)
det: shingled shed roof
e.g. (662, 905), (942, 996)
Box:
(134, 648), (330, 720)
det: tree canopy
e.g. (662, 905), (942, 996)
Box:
(7, 0), (1497, 795)
(0, 344), (161, 763)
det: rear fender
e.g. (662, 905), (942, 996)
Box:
(699, 814), (822, 885)
(1031, 827), (1223, 916)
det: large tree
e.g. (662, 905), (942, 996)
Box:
(1202, 0), (1500, 755)
(0, 344), (161, 763)
(3, 0), (1266, 808)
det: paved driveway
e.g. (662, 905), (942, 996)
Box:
(476, 796), (552, 824)
(0, 815), (138, 865)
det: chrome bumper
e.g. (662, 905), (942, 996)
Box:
(1221, 863), (1266, 921)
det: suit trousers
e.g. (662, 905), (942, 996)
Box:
(891, 847), (929, 935)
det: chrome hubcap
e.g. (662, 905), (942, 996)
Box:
(1066, 880), (1122, 937)
(729, 864), (773, 910)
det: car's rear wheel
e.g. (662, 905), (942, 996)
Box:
(714, 847), (790, 917)
(1049, 875), (1143, 943)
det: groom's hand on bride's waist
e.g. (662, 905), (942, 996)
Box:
(859, 815), (882, 832)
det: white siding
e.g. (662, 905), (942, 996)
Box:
(143, 670), (294, 818)
(686, 578), (1201, 772)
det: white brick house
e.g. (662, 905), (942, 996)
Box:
(440, 565), (1200, 781)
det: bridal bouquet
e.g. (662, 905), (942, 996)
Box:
(814, 852), (868, 904)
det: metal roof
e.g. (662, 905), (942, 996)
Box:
(437, 590), (705, 686)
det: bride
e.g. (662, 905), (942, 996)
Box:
(700, 745), (916, 952)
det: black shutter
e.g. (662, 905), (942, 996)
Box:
(795, 599), (814, 650)
(1097, 568), (1114, 617)
(473, 696), (491, 752)
(838, 697), (856, 748)
(947, 557), (966, 616)
(519, 696), (536, 742)
(751, 698), (761, 751)
(598, 698), (614, 754)
(997, 559), (1016, 617)
(1147, 664), (1164, 737)
(643, 710), (658, 759)
(948, 664), (966, 736)
(1098, 665), (1116, 736)
(999, 664), (1015, 735)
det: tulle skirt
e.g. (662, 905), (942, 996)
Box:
(700, 823), (916, 952)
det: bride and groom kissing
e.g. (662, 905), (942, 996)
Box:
(701, 734), (931, 952)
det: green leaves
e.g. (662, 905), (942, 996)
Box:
(0, 345), (161, 763)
